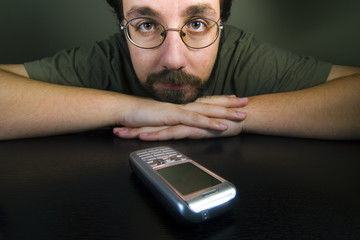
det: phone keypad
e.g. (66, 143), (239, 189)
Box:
(136, 147), (187, 167)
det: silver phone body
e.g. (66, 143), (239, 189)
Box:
(129, 146), (237, 223)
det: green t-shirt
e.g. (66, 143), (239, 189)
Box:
(24, 25), (331, 98)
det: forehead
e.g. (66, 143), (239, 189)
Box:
(123, 0), (220, 20)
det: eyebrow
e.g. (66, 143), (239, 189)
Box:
(182, 4), (217, 18)
(126, 6), (160, 19)
(125, 4), (217, 20)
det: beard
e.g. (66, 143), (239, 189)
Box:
(142, 69), (206, 104)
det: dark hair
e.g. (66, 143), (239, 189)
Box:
(106, 0), (233, 23)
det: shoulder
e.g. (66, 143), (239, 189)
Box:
(91, 32), (129, 57)
(220, 25), (257, 51)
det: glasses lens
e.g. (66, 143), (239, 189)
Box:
(181, 18), (220, 49)
(126, 18), (165, 49)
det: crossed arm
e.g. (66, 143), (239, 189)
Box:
(1, 64), (359, 141)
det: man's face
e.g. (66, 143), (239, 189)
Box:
(122, 0), (221, 103)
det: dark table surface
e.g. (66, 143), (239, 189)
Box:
(1, 130), (359, 240)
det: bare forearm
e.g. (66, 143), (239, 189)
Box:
(243, 74), (360, 139)
(0, 69), (120, 140)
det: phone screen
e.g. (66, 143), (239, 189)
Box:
(156, 162), (221, 196)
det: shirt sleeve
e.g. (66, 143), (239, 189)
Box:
(24, 33), (135, 93)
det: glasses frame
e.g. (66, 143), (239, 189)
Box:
(120, 17), (223, 49)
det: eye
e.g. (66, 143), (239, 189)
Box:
(139, 22), (155, 31)
(130, 18), (161, 33)
(189, 20), (206, 31)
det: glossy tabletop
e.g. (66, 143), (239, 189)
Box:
(1, 130), (359, 239)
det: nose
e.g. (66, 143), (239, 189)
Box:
(158, 30), (188, 71)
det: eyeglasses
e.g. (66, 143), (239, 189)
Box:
(120, 17), (223, 49)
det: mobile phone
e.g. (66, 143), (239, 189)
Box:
(129, 146), (237, 224)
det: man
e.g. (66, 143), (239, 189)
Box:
(0, 0), (359, 141)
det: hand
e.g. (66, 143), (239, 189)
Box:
(113, 119), (244, 141)
(113, 95), (248, 140)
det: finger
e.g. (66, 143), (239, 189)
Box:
(171, 109), (229, 131)
(113, 126), (169, 139)
(137, 124), (236, 141)
(113, 127), (136, 139)
(138, 126), (217, 141)
(182, 102), (247, 121)
(114, 124), (226, 141)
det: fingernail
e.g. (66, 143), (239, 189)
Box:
(237, 111), (247, 118)
(218, 123), (228, 130)
(118, 128), (128, 133)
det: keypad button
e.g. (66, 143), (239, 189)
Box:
(137, 148), (188, 167)
(149, 163), (158, 168)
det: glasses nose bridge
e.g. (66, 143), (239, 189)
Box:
(163, 27), (185, 37)
(164, 27), (182, 32)
(161, 27), (186, 45)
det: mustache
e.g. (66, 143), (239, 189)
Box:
(146, 69), (203, 87)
